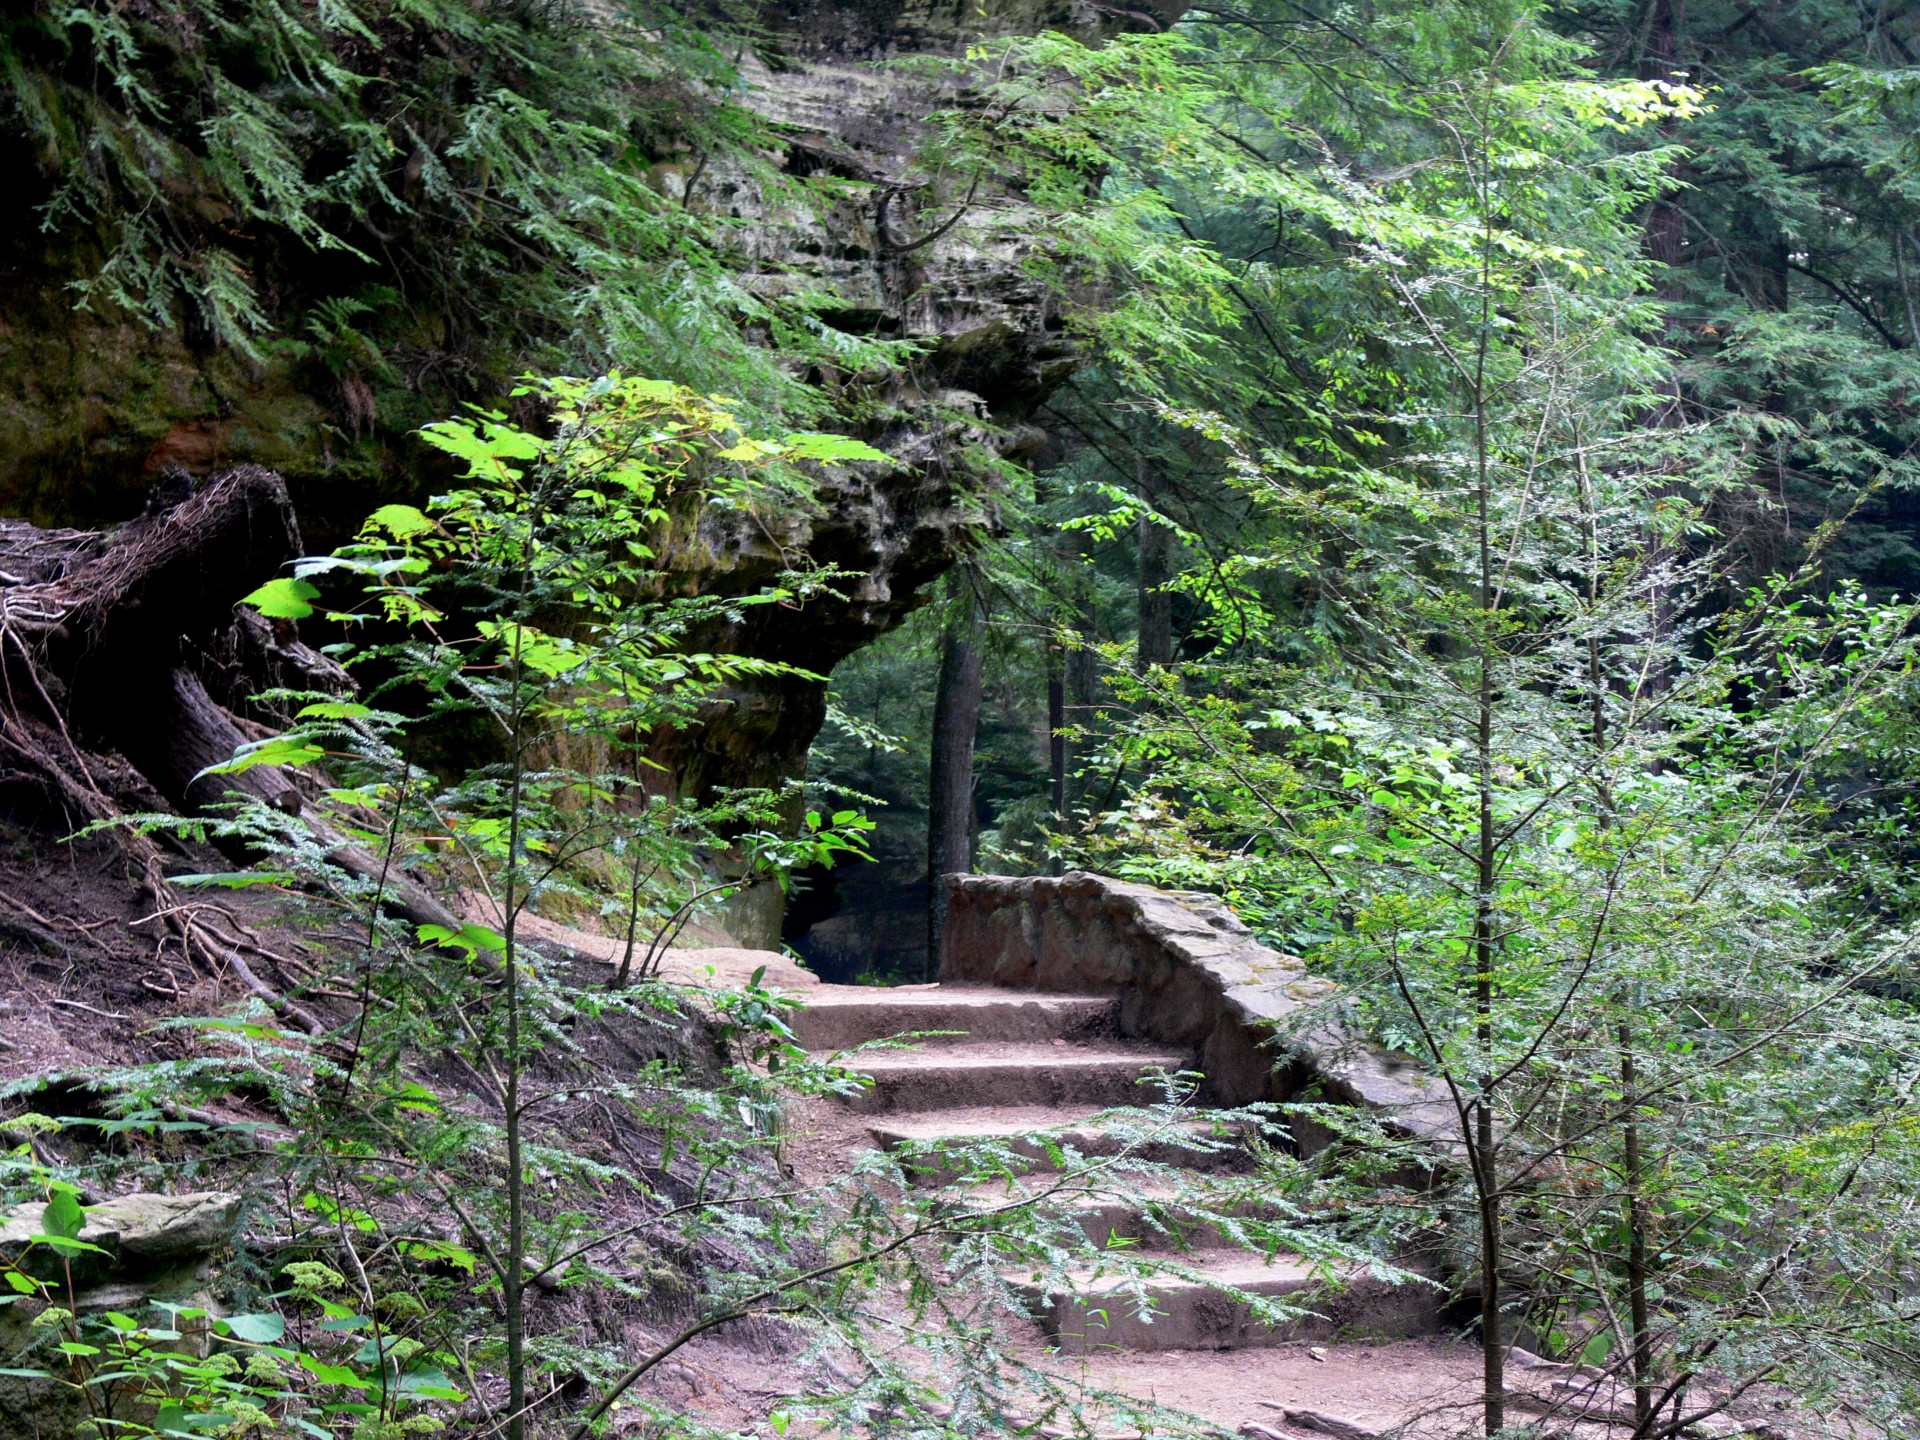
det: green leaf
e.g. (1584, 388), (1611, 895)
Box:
(297, 1352), (372, 1388)
(241, 578), (321, 620)
(395, 1367), (465, 1400)
(216, 1312), (286, 1344)
(363, 504), (435, 539)
(170, 871), (297, 890)
(780, 432), (894, 465)
(179, 1017), (298, 1041)
(152, 1403), (230, 1437)
(416, 922), (506, 956)
(41, 1191), (83, 1242)
(397, 1239), (476, 1274)
(391, 1081), (441, 1114)
(31, 1233), (108, 1258)
(296, 701), (374, 721)
(198, 736), (326, 777)
(715, 438), (780, 463)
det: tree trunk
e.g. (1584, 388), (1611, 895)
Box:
(1642, 0), (1688, 427)
(121, 667), (303, 816)
(926, 569), (985, 978)
(1064, 595), (1099, 814)
(1137, 510), (1174, 669)
(1046, 642), (1067, 875)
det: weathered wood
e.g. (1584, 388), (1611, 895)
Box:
(117, 667), (304, 817)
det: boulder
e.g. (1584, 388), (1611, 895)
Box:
(0, 1191), (239, 1285)
(0, 1192), (236, 1440)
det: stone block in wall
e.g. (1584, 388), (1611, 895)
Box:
(940, 872), (1454, 1150)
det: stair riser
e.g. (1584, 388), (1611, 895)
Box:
(790, 998), (1118, 1052)
(845, 1063), (1182, 1115)
(1016, 1200), (1239, 1251)
(1057, 1202), (1276, 1251)
(1027, 1276), (1439, 1355)
(953, 1192), (1280, 1249)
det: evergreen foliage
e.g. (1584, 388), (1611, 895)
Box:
(0, 0), (908, 450)
(7, 0), (1920, 1432)
(807, 0), (1920, 1427)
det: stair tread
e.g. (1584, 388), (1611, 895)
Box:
(847, 1042), (1188, 1073)
(793, 988), (1123, 1053)
(802, 986), (1115, 1009)
(870, 1105), (1224, 1141)
(961, 1174), (1192, 1201)
(1027, 1254), (1320, 1292)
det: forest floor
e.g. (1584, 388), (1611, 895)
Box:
(765, 978), (1866, 1440)
(0, 857), (1864, 1440)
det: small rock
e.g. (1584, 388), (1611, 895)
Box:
(1307, 1346), (1327, 1362)
(1684, 1416), (1746, 1439)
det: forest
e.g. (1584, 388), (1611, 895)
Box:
(0, 0), (1917, 1437)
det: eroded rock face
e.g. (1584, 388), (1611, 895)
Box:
(626, 4), (1198, 944)
(0, 1190), (241, 1286)
(0, 1191), (239, 1440)
(0, 1), (1161, 819)
(651, 1), (1140, 812)
(940, 871), (1455, 1148)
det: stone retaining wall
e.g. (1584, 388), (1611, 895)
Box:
(940, 871), (1453, 1147)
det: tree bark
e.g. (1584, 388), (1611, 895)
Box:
(1064, 593), (1099, 814)
(926, 568), (985, 978)
(1137, 510), (1174, 669)
(125, 666), (306, 816)
(1046, 641), (1067, 875)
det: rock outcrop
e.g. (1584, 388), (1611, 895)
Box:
(655, 1), (1181, 809)
(0, 1190), (241, 1287)
(0, 0), (1179, 843)
(940, 871), (1456, 1148)
(0, 1191), (240, 1440)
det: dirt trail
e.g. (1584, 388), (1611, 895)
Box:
(770, 979), (1826, 1440)
(776, 981), (1473, 1435)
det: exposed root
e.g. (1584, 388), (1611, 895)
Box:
(0, 466), (335, 1031)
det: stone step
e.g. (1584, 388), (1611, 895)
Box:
(790, 986), (1118, 1052)
(953, 1176), (1280, 1250)
(840, 1043), (1193, 1115)
(1015, 1255), (1437, 1354)
(867, 1106), (1256, 1184)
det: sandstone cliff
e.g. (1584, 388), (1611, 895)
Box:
(0, 0), (1173, 832)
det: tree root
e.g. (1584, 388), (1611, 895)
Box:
(0, 467), (336, 1030)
